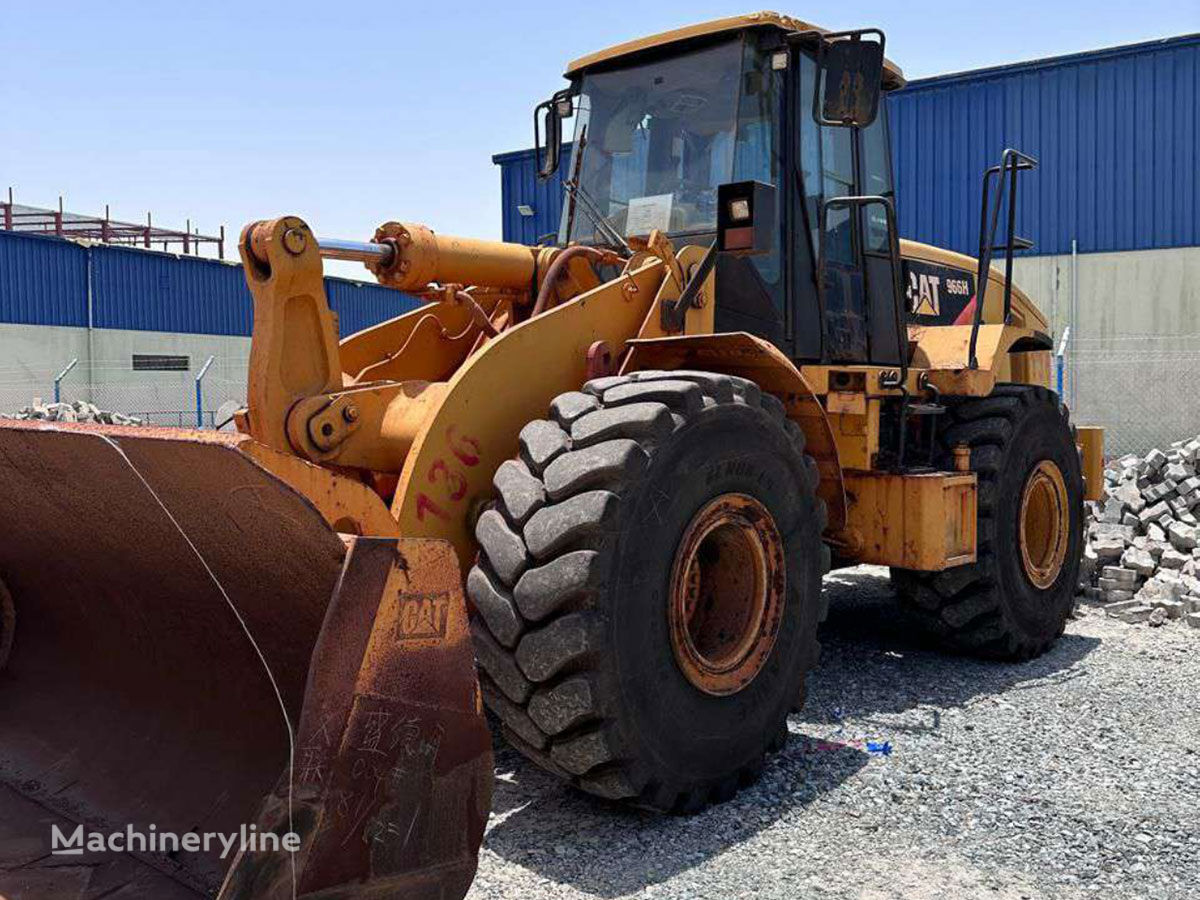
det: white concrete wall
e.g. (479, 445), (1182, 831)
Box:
(1012, 246), (1200, 342)
(1012, 246), (1200, 455)
(0, 323), (250, 426)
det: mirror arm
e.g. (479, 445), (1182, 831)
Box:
(534, 99), (558, 181)
(535, 87), (574, 181)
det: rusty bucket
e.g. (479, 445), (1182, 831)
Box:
(0, 420), (491, 900)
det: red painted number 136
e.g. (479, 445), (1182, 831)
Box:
(416, 425), (481, 522)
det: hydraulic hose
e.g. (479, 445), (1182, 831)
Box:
(533, 246), (623, 316)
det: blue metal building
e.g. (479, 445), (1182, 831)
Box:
(890, 34), (1198, 257)
(0, 229), (417, 337)
(493, 145), (576, 248)
(493, 34), (1200, 257)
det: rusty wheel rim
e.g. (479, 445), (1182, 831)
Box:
(1018, 460), (1070, 590)
(668, 494), (784, 697)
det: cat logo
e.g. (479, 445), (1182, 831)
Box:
(395, 591), (451, 641)
(907, 270), (943, 316)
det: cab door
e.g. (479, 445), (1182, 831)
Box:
(789, 46), (903, 367)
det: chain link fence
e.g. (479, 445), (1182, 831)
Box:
(0, 356), (250, 428)
(1, 341), (1193, 456)
(1063, 334), (1200, 458)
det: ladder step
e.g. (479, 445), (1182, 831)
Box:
(990, 236), (1034, 252)
(907, 403), (946, 416)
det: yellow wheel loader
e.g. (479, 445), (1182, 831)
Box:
(0, 12), (1104, 900)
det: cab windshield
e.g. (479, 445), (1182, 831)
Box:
(560, 37), (774, 246)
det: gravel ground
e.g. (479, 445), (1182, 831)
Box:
(467, 565), (1200, 900)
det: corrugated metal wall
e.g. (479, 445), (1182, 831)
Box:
(0, 230), (418, 336)
(493, 145), (573, 246)
(0, 231), (89, 326)
(494, 35), (1200, 257)
(891, 34), (1199, 256)
(325, 278), (416, 337)
(91, 245), (252, 334)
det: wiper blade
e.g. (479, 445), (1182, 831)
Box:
(564, 178), (632, 257)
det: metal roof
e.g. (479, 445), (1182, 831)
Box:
(2, 193), (225, 257)
(902, 33), (1198, 88)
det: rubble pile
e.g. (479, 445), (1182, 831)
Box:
(1081, 438), (1200, 629)
(6, 399), (143, 427)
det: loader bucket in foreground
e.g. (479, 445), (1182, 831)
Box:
(0, 420), (491, 900)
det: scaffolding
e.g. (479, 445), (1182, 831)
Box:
(1, 188), (226, 258)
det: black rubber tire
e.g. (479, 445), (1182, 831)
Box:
(891, 384), (1083, 660)
(467, 369), (828, 812)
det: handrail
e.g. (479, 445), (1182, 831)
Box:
(968, 148), (1037, 368)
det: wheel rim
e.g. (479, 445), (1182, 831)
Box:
(1018, 460), (1070, 590)
(668, 494), (784, 697)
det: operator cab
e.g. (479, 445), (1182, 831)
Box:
(535, 13), (907, 369)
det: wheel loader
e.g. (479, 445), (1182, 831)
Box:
(0, 11), (1105, 900)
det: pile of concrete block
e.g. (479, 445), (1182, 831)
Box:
(6, 399), (143, 427)
(1080, 438), (1200, 629)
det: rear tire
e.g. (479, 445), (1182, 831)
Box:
(468, 370), (828, 812)
(891, 384), (1083, 659)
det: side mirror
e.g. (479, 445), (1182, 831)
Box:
(534, 89), (573, 181)
(716, 181), (777, 256)
(814, 29), (885, 128)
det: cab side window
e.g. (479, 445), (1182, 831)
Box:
(860, 108), (894, 252)
(797, 53), (856, 266)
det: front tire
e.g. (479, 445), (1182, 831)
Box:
(468, 370), (827, 812)
(892, 384), (1083, 659)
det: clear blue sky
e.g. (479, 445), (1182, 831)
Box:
(3, 1), (1196, 279)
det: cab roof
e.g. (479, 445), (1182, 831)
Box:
(565, 11), (906, 88)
